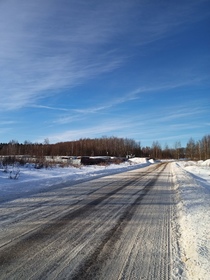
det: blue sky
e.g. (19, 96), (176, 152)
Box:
(0, 0), (209, 148)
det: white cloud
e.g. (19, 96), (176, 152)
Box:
(31, 105), (68, 112)
(0, 120), (16, 126)
(38, 119), (133, 143)
(0, 1), (126, 110)
(1, 0), (208, 111)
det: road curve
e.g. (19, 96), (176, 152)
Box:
(0, 162), (175, 279)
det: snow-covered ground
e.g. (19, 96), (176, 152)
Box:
(173, 160), (210, 280)
(0, 157), (209, 279)
(0, 157), (151, 202)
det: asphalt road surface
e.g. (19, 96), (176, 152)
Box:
(0, 162), (176, 279)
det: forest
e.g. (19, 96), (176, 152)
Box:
(0, 134), (210, 160)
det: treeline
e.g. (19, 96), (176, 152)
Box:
(0, 135), (210, 160)
(0, 137), (141, 158)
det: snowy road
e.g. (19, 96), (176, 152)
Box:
(0, 162), (176, 279)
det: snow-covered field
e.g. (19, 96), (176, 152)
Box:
(0, 157), (209, 279)
(0, 157), (151, 202)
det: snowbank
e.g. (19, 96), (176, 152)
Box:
(173, 161), (210, 280)
(201, 159), (210, 166)
(128, 157), (149, 164)
(182, 161), (197, 167)
(183, 159), (210, 167)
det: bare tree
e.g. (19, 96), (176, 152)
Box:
(174, 141), (181, 159)
(186, 138), (195, 159)
(151, 141), (162, 159)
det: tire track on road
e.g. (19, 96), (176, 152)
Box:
(69, 163), (167, 280)
(0, 164), (162, 269)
